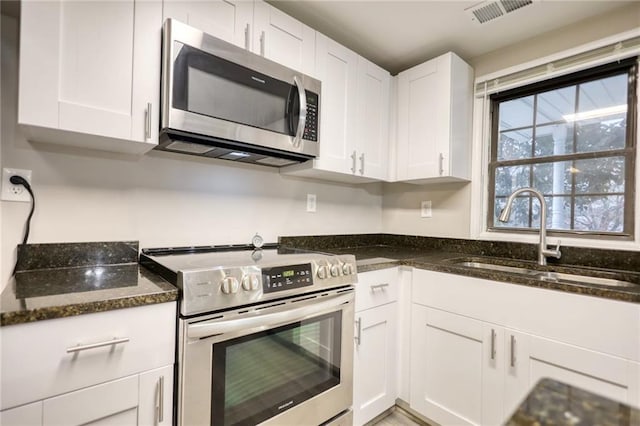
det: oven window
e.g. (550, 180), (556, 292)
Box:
(172, 42), (299, 136)
(211, 311), (342, 426)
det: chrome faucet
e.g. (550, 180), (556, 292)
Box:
(498, 187), (561, 266)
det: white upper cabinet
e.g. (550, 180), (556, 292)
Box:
(281, 35), (390, 183)
(252, 1), (316, 76)
(355, 57), (391, 181)
(395, 52), (474, 183)
(313, 33), (359, 175)
(18, 0), (162, 154)
(163, 0), (253, 49)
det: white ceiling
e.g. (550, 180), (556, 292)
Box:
(267, 0), (637, 74)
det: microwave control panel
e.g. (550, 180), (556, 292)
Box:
(262, 263), (314, 294)
(303, 91), (319, 142)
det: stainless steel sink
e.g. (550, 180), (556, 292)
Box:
(454, 261), (638, 288)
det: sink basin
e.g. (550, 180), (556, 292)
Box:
(454, 260), (638, 288)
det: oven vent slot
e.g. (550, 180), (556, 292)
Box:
(291, 295), (318, 304)
(255, 301), (286, 311)
(190, 314), (223, 325)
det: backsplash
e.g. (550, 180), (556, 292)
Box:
(14, 241), (139, 272)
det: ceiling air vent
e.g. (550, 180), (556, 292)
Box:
(466, 0), (535, 24)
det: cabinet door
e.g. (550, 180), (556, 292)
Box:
(162, 0), (253, 49)
(43, 375), (139, 426)
(410, 305), (502, 426)
(0, 401), (43, 426)
(505, 332), (639, 409)
(313, 33), (358, 174)
(353, 303), (397, 426)
(253, 1), (315, 76)
(355, 58), (390, 180)
(18, 0), (160, 152)
(138, 365), (174, 426)
(396, 57), (449, 180)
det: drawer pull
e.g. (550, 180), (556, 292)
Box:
(355, 317), (362, 346)
(66, 337), (130, 353)
(370, 283), (389, 291)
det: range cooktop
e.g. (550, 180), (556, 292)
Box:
(140, 244), (357, 316)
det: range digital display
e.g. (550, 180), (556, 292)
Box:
(262, 263), (313, 293)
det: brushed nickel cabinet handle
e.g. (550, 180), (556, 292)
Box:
(350, 151), (357, 174)
(510, 335), (516, 367)
(438, 152), (444, 176)
(359, 153), (365, 175)
(66, 337), (130, 353)
(370, 283), (389, 291)
(490, 329), (496, 360)
(145, 102), (152, 140)
(157, 375), (164, 423)
(355, 317), (362, 346)
(244, 24), (250, 50)
(260, 31), (265, 56)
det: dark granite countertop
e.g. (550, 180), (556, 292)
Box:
(1, 242), (178, 326)
(280, 234), (640, 304)
(505, 378), (640, 425)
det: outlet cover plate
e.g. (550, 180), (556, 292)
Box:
(421, 200), (432, 218)
(1, 168), (33, 202)
(306, 194), (317, 213)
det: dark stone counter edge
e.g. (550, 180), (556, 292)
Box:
(0, 290), (178, 326)
(356, 260), (640, 304)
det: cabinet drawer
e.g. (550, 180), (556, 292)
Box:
(43, 375), (138, 426)
(355, 268), (399, 312)
(1, 302), (176, 410)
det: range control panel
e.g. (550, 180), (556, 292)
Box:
(262, 263), (313, 293)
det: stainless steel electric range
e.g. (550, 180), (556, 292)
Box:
(140, 243), (357, 426)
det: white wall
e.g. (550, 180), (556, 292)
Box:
(0, 14), (383, 289)
(382, 182), (471, 238)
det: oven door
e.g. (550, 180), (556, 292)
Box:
(178, 289), (354, 426)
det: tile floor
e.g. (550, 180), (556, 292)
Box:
(369, 408), (427, 426)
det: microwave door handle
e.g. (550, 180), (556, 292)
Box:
(292, 76), (307, 148)
(187, 292), (352, 339)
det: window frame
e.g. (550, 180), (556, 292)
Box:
(486, 58), (638, 239)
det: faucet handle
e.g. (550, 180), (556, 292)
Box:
(552, 240), (562, 259)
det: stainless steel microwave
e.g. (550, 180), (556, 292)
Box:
(159, 19), (321, 167)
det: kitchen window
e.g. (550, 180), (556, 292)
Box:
(488, 58), (637, 238)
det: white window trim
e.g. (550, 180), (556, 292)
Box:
(470, 30), (640, 251)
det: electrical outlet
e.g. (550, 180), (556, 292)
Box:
(421, 200), (432, 218)
(306, 194), (317, 213)
(1, 168), (33, 202)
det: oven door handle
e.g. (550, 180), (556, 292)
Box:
(187, 292), (353, 339)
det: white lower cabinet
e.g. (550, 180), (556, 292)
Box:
(0, 303), (176, 426)
(0, 402), (43, 426)
(409, 269), (640, 425)
(410, 306), (501, 426)
(503, 331), (639, 416)
(353, 268), (399, 425)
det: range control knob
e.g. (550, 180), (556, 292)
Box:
(242, 274), (260, 291)
(342, 263), (354, 275)
(317, 265), (329, 279)
(330, 264), (341, 277)
(220, 276), (239, 294)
